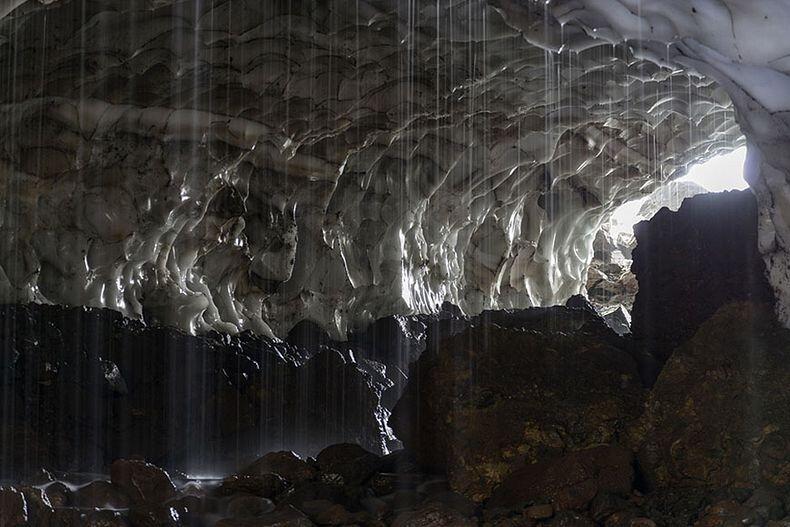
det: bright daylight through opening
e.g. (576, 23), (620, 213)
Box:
(609, 146), (749, 236)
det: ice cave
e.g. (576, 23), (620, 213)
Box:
(0, 0), (788, 525)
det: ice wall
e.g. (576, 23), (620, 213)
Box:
(0, 0), (742, 337)
(539, 0), (790, 324)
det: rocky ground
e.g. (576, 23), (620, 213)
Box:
(3, 425), (790, 526)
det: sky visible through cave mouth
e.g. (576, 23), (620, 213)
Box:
(609, 146), (749, 236)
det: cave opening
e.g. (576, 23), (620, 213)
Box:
(588, 145), (750, 333)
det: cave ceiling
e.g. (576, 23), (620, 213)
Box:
(0, 0), (754, 337)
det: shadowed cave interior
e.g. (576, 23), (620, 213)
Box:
(0, 1), (790, 526)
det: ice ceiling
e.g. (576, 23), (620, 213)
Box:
(1, 0), (784, 339)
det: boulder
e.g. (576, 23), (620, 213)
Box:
(391, 502), (477, 527)
(548, 511), (597, 526)
(348, 314), (430, 407)
(127, 504), (183, 526)
(390, 308), (643, 501)
(226, 495), (275, 518)
(693, 501), (753, 527)
(83, 510), (129, 526)
(215, 473), (288, 499)
(601, 305), (632, 336)
(110, 459), (176, 504)
(629, 302), (790, 490)
(487, 446), (634, 511)
(0, 487), (28, 526)
(215, 505), (314, 526)
(315, 443), (381, 486)
(48, 508), (84, 526)
(242, 451), (317, 485)
(42, 481), (71, 508)
(631, 191), (774, 362)
(18, 486), (53, 525)
(73, 480), (130, 509)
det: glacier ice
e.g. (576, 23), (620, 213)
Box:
(0, 0), (757, 337)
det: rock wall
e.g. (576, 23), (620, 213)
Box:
(0, 303), (394, 477)
(630, 302), (790, 491)
(390, 305), (643, 502)
(0, 0), (742, 338)
(631, 190), (774, 362)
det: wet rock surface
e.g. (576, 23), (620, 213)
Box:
(629, 302), (790, 491)
(630, 190), (775, 362)
(0, 304), (396, 476)
(1, 445), (790, 526)
(390, 306), (644, 502)
(488, 446), (634, 511)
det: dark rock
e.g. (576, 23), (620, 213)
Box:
(49, 507), (84, 526)
(216, 473), (288, 499)
(315, 443), (381, 486)
(693, 500), (752, 527)
(43, 481), (72, 507)
(83, 509), (130, 526)
(370, 473), (424, 496)
(637, 487), (711, 527)
(18, 485), (53, 525)
(166, 494), (219, 518)
(631, 190), (775, 362)
(110, 459), (177, 505)
(415, 479), (449, 496)
(548, 511), (595, 527)
(276, 481), (348, 512)
(303, 501), (365, 525)
(286, 320), (334, 350)
(377, 450), (421, 475)
(745, 488), (785, 520)
(226, 495), (275, 518)
(388, 489), (423, 512)
(0, 303), (392, 477)
(589, 493), (631, 523)
(22, 468), (55, 486)
(127, 504), (183, 526)
(73, 480), (131, 509)
(627, 518), (656, 527)
(242, 452), (317, 485)
(524, 504), (554, 520)
(601, 510), (640, 527)
(0, 486), (28, 526)
(390, 310), (643, 501)
(423, 491), (477, 517)
(391, 502), (476, 527)
(564, 295), (598, 314)
(488, 446), (634, 511)
(360, 496), (389, 518)
(628, 302), (790, 490)
(215, 505), (314, 526)
(348, 314), (430, 407)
